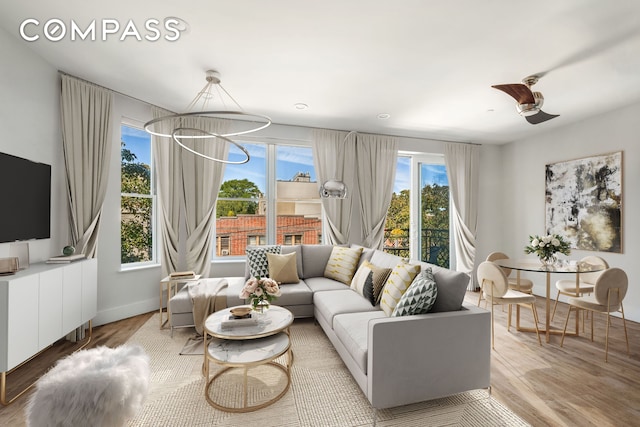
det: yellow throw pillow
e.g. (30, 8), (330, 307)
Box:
(324, 246), (363, 285)
(380, 262), (421, 316)
(267, 252), (300, 284)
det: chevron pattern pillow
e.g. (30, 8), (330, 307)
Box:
(380, 262), (421, 316)
(324, 246), (363, 285)
(246, 245), (281, 278)
(391, 268), (438, 317)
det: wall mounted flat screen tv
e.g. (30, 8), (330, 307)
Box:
(0, 152), (51, 243)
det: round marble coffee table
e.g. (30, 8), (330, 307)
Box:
(203, 305), (294, 412)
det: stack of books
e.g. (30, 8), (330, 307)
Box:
(221, 313), (259, 329)
(46, 254), (86, 264)
(169, 271), (196, 280)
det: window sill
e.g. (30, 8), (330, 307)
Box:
(119, 262), (161, 273)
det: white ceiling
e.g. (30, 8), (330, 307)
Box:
(2, 0), (640, 144)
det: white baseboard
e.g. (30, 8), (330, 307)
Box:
(93, 297), (157, 327)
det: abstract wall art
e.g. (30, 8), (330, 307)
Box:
(545, 151), (622, 253)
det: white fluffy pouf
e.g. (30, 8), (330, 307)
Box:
(25, 344), (150, 427)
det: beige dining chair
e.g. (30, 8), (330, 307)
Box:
(478, 252), (534, 307)
(477, 261), (541, 349)
(551, 255), (609, 322)
(560, 267), (629, 362)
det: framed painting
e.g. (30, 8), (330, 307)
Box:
(545, 151), (622, 253)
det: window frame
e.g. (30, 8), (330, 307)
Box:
(120, 118), (158, 268)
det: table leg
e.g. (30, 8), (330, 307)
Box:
(546, 272), (551, 343)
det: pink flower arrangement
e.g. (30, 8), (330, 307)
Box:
(240, 277), (281, 310)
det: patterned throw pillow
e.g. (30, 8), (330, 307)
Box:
(391, 268), (438, 317)
(380, 262), (421, 316)
(267, 252), (300, 284)
(324, 246), (363, 285)
(350, 260), (392, 305)
(246, 245), (281, 278)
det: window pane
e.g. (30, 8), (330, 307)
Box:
(384, 156), (410, 258)
(215, 143), (266, 256)
(276, 146), (322, 245)
(121, 124), (153, 265)
(420, 163), (449, 267)
(121, 195), (152, 263)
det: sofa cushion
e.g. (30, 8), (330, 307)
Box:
(350, 260), (392, 305)
(267, 252), (299, 284)
(246, 245), (281, 278)
(313, 289), (379, 326)
(324, 246), (363, 285)
(418, 261), (469, 313)
(392, 268), (438, 317)
(333, 311), (387, 375)
(301, 245), (335, 278)
(303, 277), (349, 293)
(380, 262), (421, 316)
(169, 285), (192, 314)
(281, 245), (304, 279)
(370, 249), (404, 269)
(351, 244), (375, 268)
(246, 280), (313, 306)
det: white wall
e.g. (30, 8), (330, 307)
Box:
(492, 102), (640, 322)
(0, 28), (68, 264)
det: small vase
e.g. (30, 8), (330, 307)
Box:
(253, 300), (270, 313)
(539, 255), (557, 267)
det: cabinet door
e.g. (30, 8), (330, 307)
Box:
(81, 259), (97, 322)
(38, 268), (63, 348)
(62, 263), (83, 334)
(7, 276), (39, 371)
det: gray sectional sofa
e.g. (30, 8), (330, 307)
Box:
(222, 244), (491, 410)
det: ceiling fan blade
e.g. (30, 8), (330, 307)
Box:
(525, 110), (560, 125)
(491, 84), (535, 104)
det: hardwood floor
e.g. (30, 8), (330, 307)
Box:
(1, 293), (639, 426)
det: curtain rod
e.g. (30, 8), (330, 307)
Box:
(58, 71), (481, 146)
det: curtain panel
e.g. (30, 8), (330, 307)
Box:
(311, 129), (357, 245)
(60, 74), (113, 258)
(444, 142), (480, 289)
(356, 134), (398, 249)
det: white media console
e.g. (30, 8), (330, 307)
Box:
(0, 258), (97, 403)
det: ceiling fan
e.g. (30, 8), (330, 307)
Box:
(492, 75), (559, 125)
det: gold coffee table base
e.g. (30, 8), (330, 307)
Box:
(205, 359), (291, 413)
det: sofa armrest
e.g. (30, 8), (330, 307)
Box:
(367, 302), (491, 409)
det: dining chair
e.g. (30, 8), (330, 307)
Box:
(478, 252), (534, 308)
(551, 255), (609, 322)
(560, 267), (629, 362)
(477, 261), (541, 349)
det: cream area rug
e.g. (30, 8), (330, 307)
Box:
(126, 314), (530, 427)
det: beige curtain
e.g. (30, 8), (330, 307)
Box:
(444, 142), (480, 288)
(180, 117), (230, 277)
(60, 74), (113, 258)
(356, 133), (398, 249)
(152, 107), (183, 278)
(311, 129), (357, 244)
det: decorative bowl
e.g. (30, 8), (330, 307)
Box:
(230, 307), (252, 317)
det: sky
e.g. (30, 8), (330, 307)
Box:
(120, 126), (447, 193)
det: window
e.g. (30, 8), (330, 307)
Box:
(120, 124), (155, 265)
(384, 154), (450, 267)
(215, 142), (322, 257)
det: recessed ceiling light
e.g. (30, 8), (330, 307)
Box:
(377, 113), (391, 119)
(294, 103), (308, 110)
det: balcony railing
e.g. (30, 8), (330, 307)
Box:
(383, 228), (450, 268)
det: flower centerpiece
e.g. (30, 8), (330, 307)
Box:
(239, 277), (281, 312)
(524, 233), (571, 266)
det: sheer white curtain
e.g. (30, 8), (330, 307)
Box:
(152, 107), (183, 278)
(180, 117), (230, 277)
(312, 129), (357, 244)
(356, 134), (398, 249)
(60, 74), (113, 258)
(444, 142), (480, 288)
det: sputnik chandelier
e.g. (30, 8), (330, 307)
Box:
(144, 69), (271, 163)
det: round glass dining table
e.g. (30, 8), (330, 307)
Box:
(492, 258), (605, 343)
